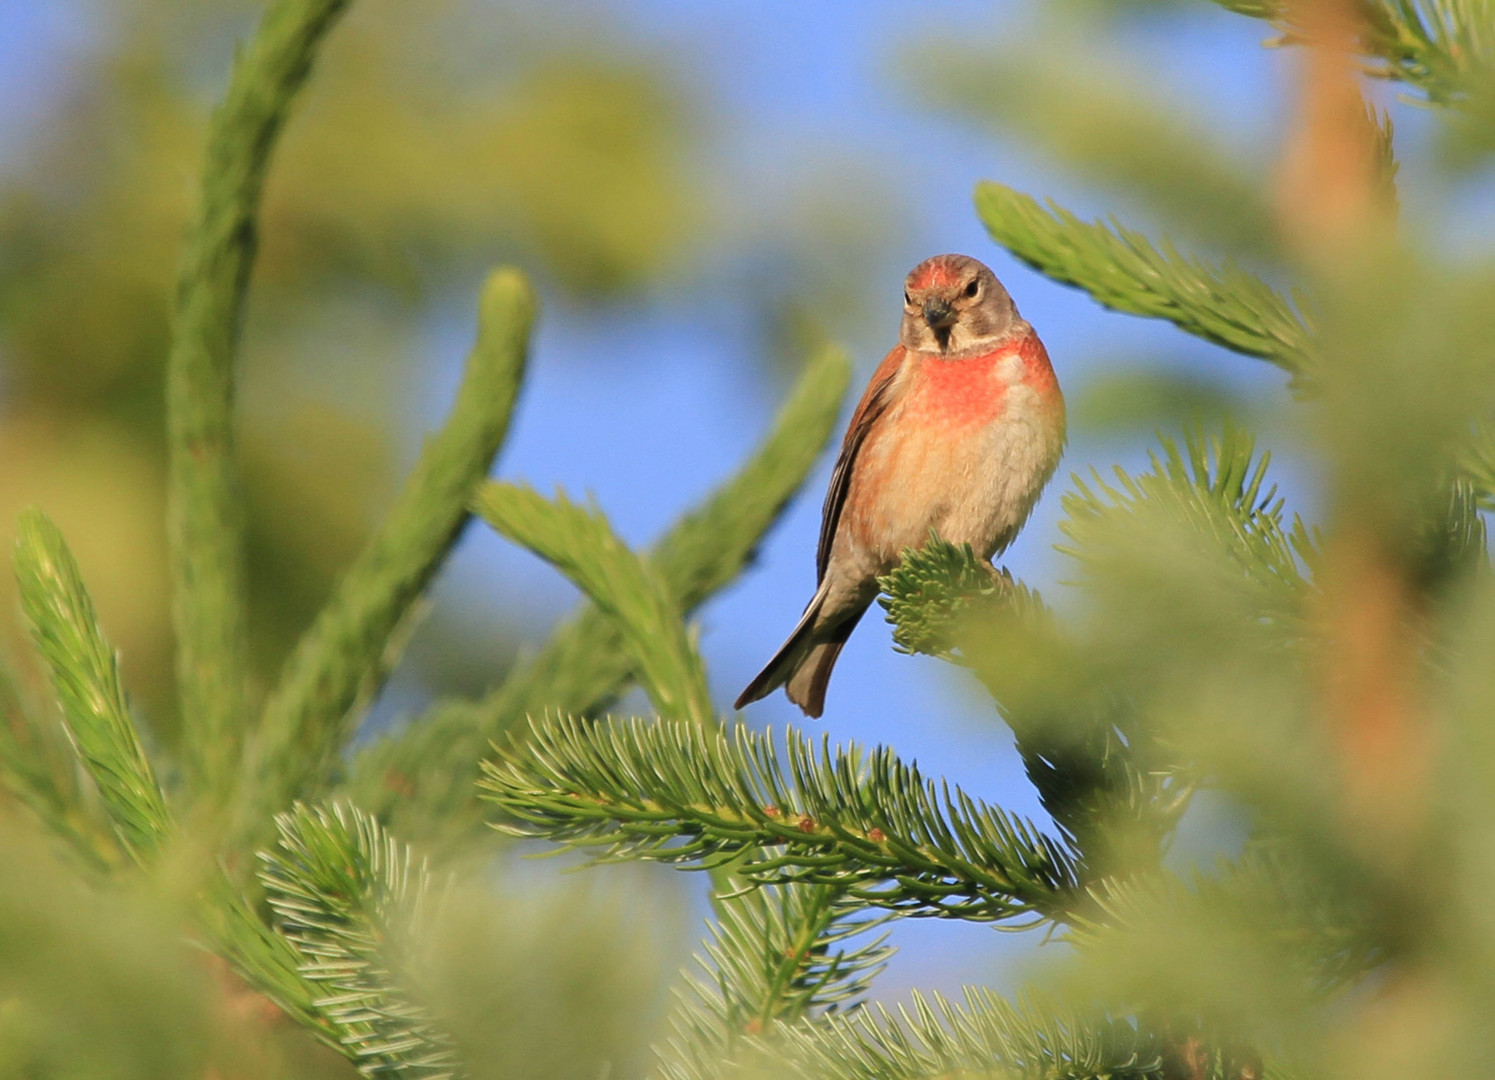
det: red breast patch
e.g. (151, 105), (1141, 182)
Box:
(916, 350), (1007, 426)
(911, 330), (1061, 427)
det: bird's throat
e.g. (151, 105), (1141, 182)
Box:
(912, 349), (1007, 428)
(908, 328), (1059, 428)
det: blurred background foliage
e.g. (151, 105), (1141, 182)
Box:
(0, 0), (907, 742)
(4, 0), (1495, 1077)
(3, 0), (679, 730)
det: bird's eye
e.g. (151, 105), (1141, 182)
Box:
(964, 279), (979, 298)
(904, 291), (913, 306)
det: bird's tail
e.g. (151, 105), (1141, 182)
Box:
(734, 583), (863, 719)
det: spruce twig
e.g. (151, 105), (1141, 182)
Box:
(344, 344), (850, 840)
(260, 803), (462, 1078)
(0, 651), (115, 871)
(1211, 0), (1494, 107)
(246, 269), (535, 822)
(772, 988), (1167, 1080)
(13, 510), (171, 862)
(167, 0), (355, 795)
(655, 884), (893, 1080)
(472, 484), (715, 729)
(198, 870), (343, 1048)
(1058, 426), (1315, 621)
(876, 537), (1182, 886)
(480, 714), (1080, 924)
(976, 183), (1316, 384)
(876, 535), (1023, 661)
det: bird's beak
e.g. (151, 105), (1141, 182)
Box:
(923, 299), (955, 329)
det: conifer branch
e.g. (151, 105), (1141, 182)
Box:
(1212, 0), (1494, 106)
(247, 269), (535, 820)
(198, 871), (343, 1047)
(479, 714), (1080, 923)
(1074, 844), (1380, 995)
(472, 484), (715, 728)
(1460, 424), (1495, 513)
(259, 803), (462, 1078)
(344, 345), (850, 840)
(13, 510), (171, 862)
(655, 885), (893, 1080)
(168, 0), (354, 793)
(1058, 425), (1316, 619)
(1043, 427), (1313, 867)
(975, 183), (1315, 383)
(882, 429), (1310, 877)
(876, 537), (1046, 662)
(1406, 476), (1488, 593)
(771, 989), (1167, 1080)
(0, 651), (116, 872)
(1367, 104), (1401, 211)
(876, 539), (1186, 884)
(917, 44), (1276, 255)
(876, 440), (1313, 871)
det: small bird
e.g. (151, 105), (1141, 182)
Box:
(735, 254), (1065, 718)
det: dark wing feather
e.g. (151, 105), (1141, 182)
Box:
(815, 345), (908, 582)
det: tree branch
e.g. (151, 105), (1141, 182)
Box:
(167, 0), (355, 795)
(244, 268), (534, 822)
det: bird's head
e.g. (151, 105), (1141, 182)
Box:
(898, 254), (1021, 357)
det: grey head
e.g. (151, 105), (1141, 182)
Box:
(898, 254), (1022, 357)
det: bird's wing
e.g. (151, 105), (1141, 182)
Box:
(815, 345), (909, 582)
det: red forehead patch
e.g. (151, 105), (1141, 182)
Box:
(907, 257), (964, 291)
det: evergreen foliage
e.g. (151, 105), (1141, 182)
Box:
(260, 803), (462, 1077)
(772, 990), (1169, 1080)
(480, 714), (1079, 923)
(655, 885), (893, 1080)
(4, 0), (1495, 1077)
(343, 343), (850, 846)
(0, 652), (112, 870)
(471, 484), (716, 728)
(874, 533), (1014, 661)
(167, 0), (355, 794)
(1212, 0), (1494, 106)
(247, 269), (535, 826)
(0, 1), (851, 1072)
(13, 510), (171, 862)
(1057, 426), (1317, 622)
(197, 868), (345, 1046)
(974, 184), (1316, 383)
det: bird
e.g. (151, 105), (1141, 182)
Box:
(735, 253), (1065, 718)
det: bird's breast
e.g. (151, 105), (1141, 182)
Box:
(910, 350), (1010, 427)
(842, 334), (1064, 568)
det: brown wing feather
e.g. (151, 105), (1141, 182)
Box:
(815, 345), (909, 582)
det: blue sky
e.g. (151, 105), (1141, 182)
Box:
(3, 0), (1483, 1005)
